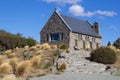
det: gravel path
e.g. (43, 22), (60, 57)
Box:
(30, 72), (120, 80)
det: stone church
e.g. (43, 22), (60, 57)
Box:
(40, 10), (102, 50)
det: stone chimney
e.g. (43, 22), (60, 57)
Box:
(93, 22), (100, 34)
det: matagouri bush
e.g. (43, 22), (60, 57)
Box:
(90, 47), (117, 64)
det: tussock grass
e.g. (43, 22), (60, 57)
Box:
(24, 45), (29, 50)
(14, 47), (19, 51)
(51, 45), (57, 49)
(59, 62), (66, 71)
(4, 50), (12, 56)
(0, 55), (5, 65)
(41, 43), (51, 50)
(2, 74), (17, 80)
(29, 46), (37, 51)
(36, 50), (43, 55)
(9, 53), (17, 58)
(31, 55), (42, 69)
(36, 44), (42, 49)
(108, 46), (117, 52)
(9, 58), (20, 73)
(16, 60), (31, 76)
(0, 63), (12, 74)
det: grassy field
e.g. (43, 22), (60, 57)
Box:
(0, 43), (64, 80)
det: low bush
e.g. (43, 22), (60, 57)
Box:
(41, 43), (51, 50)
(29, 46), (37, 51)
(0, 55), (5, 65)
(4, 50), (12, 56)
(24, 45), (29, 50)
(36, 50), (43, 55)
(16, 60), (31, 76)
(31, 55), (42, 69)
(59, 62), (66, 71)
(90, 47), (117, 64)
(36, 44), (42, 49)
(51, 45), (57, 49)
(9, 58), (20, 74)
(59, 44), (68, 50)
(107, 46), (116, 52)
(0, 63), (12, 74)
(8, 53), (17, 58)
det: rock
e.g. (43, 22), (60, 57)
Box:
(56, 50), (116, 75)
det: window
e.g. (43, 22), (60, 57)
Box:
(92, 37), (96, 42)
(51, 33), (59, 41)
(85, 36), (89, 41)
(96, 43), (99, 48)
(79, 34), (82, 40)
(46, 34), (49, 41)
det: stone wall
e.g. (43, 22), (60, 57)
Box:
(40, 11), (70, 47)
(69, 32), (102, 50)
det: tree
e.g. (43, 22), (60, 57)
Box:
(113, 37), (120, 49)
(107, 41), (111, 46)
(0, 29), (37, 50)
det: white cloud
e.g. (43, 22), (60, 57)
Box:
(95, 10), (117, 16)
(69, 5), (94, 17)
(43, 0), (82, 4)
(69, 4), (117, 17)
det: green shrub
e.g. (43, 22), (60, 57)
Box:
(90, 47), (117, 64)
(59, 44), (68, 50)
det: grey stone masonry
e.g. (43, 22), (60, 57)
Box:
(40, 11), (70, 47)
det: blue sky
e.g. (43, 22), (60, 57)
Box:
(0, 0), (120, 46)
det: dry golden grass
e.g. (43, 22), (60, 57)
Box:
(24, 45), (29, 50)
(59, 62), (66, 71)
(36, 44), (42, 49)
(31, 55), (42, 69)
(9, 58), (20, 72)
(16, 60), (31, 76)
(4, 50), (12, 56)
(41, 43), (51, 50)
(8, 53), (17, 58)
(14, 47), (19, 51)
(0, 55), (5, 65)
(116, 49), (120, 53)
(0, 63), (13, 74)
(113, 54), (120, 69)
(51, 45), (57, 49)
(2, 74), (17, 80)
(36, 50), (43, 55)
(29, 46), (37, 51)
(2, 59), (10, 64)
(107, 46), (117, 52)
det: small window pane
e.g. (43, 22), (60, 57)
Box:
(51, 33), (59, 41)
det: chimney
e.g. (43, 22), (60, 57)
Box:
(93, 22), (100, 34)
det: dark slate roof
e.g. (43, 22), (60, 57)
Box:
(60, 14), (101, 38)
